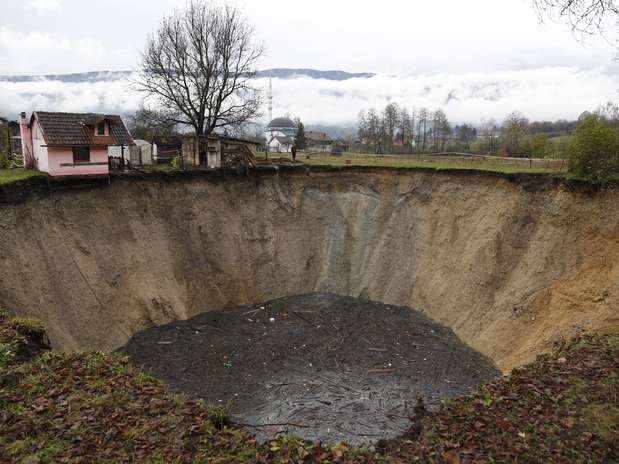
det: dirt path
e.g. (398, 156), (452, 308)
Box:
(122, 293), (499, 445)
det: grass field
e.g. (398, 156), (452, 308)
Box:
(0, 168), (43, 185)
(266, 152), (569, 175)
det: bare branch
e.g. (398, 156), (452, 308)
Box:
(533, 0), (618, 40)
(134, 1), (263, 136)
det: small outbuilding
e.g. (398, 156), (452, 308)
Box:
(182, 134), (258, 169)
(108, 139), (153, 166)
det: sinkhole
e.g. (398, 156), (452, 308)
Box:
(122, 293), (500, 445)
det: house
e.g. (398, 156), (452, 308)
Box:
(19, 111), (134, 176)
(267, 134), (294, 153)
(304, 131), (333, 152)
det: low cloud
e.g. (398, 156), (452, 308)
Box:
(0, 77), (144, 116)
(0, 66), (616, 128)
(261, 66), (618, 125)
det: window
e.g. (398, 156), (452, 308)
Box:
(72, 146), (90, 163)
(97, 123), (105, 136)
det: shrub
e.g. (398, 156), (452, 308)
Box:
(568, 114), (619, 179)
(521, 134), (550, 158)
(171, 156), (182, 169)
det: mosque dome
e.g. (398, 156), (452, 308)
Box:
(267, 117), (297, 129)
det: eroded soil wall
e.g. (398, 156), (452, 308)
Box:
(1, 170), (617, 370)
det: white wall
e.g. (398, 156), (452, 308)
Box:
(32, 119), (49, 172)
(108, 144), (153, 165)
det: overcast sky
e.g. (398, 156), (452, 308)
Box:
(1, 0), (616, 75)
(0, 0), (617, 124)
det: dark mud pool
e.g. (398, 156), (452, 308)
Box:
(122, 293), (500, 445)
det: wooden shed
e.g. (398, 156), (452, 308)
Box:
(182, 135), (258, 169)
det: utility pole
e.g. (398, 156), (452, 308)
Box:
(268, 77), (273, 123)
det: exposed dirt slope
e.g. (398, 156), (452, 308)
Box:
(0, 169), (617, 370)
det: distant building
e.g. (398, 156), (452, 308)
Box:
(304, 131), (333, 152)
(265, 117), (297, 153)
(19, 111), (134, 176)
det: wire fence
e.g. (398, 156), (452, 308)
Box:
(405, 152), (567, 171)
(297, 151), (569, 173)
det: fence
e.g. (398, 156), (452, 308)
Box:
(406, 152), (568, 171)
(301, 151), (569, 173)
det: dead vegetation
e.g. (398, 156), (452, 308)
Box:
(1, 309), (617, 463)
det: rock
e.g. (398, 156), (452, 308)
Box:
(22, 455), (41, 464)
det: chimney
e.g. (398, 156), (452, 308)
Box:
(19, 112), (33, 164)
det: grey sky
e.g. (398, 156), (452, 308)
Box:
(1, 0), (615, 75)
(0, 0), (617, 125)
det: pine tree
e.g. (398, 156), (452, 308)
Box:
(296, 120), (306, 150)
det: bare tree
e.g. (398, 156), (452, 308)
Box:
(533, 0), (618, 41)
(433, 109), (451, 151)
(399, 107), (413, 153)
(597, 100), (619, 124)
(479, 118), (500, 155)
(366, 108), (386, 154)
(410, 106), (418, 153)
(418, 107), (430, 152)
(383, 102), (401, 153)
(502, 111), (530, 157)
(358, 110), (368, 148)
(136, 1), (263, 136)
(129, 107), (178, 140)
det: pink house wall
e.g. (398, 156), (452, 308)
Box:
(47, 147), (109, 176)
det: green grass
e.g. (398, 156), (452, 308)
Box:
(0, 168), (44, 185)
(265, 152), (568, 175)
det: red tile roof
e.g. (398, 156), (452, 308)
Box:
(33, 111), (134, 147)
(305, 131), (333, 143)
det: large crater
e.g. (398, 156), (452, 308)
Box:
(1, 168), (617, 375)
(121, 293), (500, 445)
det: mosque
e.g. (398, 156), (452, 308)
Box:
(263, 78), (297, 153)
(265, 116), (297, 153)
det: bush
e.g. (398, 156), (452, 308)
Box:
(521, 134), (550, 158)
(171, 156), (182, 169)
(568, 114), (619, 179)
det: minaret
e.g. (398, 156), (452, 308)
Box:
(268, 77), (273, 123)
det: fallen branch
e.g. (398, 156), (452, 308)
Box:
(236, 421), (309, 429)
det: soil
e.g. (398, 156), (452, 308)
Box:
(3, 170), (618, 373)
(122, 293), (500, 445)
